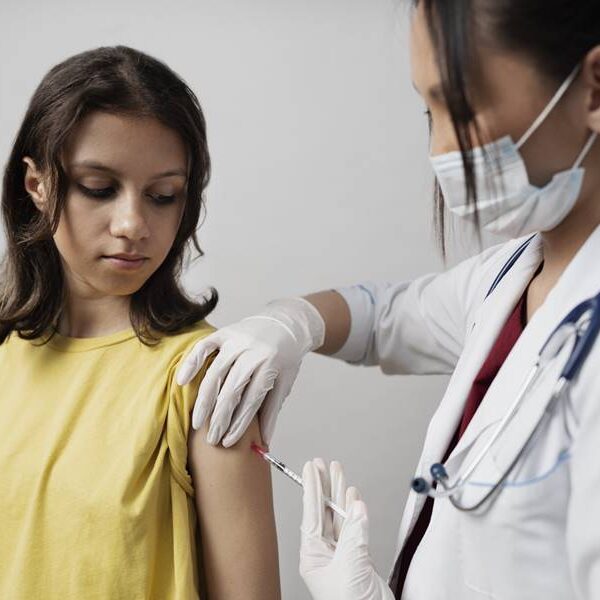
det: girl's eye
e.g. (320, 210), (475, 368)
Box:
(78, 184), (115, 198)
(77, 184), (177, 205)
(149, 194), (177, 205)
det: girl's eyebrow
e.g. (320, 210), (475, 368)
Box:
(69, 160), (187, 180)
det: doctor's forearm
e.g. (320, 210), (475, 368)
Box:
(303, 291), (351, 355)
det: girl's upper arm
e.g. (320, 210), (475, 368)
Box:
(187, 417), (281, 600)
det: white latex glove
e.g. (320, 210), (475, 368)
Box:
(300, 459), (395, 600)
(175, 297), (325, 447)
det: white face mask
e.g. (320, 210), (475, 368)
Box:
(430, 66), (598, 238)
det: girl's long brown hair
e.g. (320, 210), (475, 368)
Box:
(0, 45), (217, 345)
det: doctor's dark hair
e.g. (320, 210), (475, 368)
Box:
(414, 0), (600, 255)
(0, 45), (217, 345)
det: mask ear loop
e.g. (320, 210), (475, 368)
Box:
(573, 131), (599, 169)
(516, 65), (582, 150)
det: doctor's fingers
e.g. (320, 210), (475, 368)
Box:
(190, 345), (245, 432)
(256, 367), (298, 447)
(301, 461), (327, 538)
(205, 352), (269, 446)
(337, 493), (370, 554)
(330, 461), (348, 541)
(222, 364), (280, 448)
(176, 333), (223, 386)
(346, 485), (361, 506)
(313, 458), (335, 541)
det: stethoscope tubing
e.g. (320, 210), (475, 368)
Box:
(412, 286), (600, 511)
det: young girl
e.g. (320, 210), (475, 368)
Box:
(0, 46), (281, 599)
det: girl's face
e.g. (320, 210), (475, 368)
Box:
(25, 111), (188, 303)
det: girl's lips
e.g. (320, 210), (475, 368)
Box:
(102, 256), (148, 270)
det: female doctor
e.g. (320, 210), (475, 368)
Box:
(176, 0), (600, 598)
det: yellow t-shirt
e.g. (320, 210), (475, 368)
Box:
(0, 320), (215, 599)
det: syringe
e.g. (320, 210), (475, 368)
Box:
(251, 443), (348, 520)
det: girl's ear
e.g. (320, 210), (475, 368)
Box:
(22, 157), (48, 212)
(584, 46), (600, 133)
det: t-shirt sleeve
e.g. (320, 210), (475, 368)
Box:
(166, 341), (217, 496)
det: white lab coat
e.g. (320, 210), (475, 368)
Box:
(335, 225), (600, 599)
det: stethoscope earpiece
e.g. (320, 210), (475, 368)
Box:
(411, 465), (448, 497)
(430, 463), (448, 482)
(411, 477), (430, 495)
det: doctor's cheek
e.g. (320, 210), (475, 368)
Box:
(427, 115), (461, 156)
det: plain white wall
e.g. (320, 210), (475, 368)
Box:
(0, 1), (484, 597)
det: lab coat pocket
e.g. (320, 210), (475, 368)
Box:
(484, 411), (572, 599)
(489, 408), (571, 524)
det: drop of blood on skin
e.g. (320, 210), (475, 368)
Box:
(251, 442), (267, 456)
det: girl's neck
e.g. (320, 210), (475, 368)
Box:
(56, 296), (132, 338)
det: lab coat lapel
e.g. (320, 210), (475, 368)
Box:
(394, 236), (543, 554)
(448, 224), (600, 502)
(425, 235), (543, 466)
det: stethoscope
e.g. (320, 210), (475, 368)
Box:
(411, 236), (600, 512)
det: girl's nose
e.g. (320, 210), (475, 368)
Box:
(109, 194), (151, 241)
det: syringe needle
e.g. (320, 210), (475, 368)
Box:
(251, 443), (348, 520)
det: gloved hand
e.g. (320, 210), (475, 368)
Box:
(300, 459), (395, 600)
(175, 297), (325, 447)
